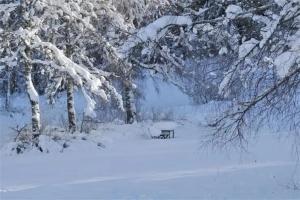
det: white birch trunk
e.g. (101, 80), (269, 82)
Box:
(65, 20), (77, 133)
(24, 48), (41, 134)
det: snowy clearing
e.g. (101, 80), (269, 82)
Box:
(1, 115), (300, 199)
(1, 1), (300, 199)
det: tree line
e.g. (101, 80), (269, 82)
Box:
(0, 0), (299, 146)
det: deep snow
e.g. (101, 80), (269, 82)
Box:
(1, 121), (300, 199)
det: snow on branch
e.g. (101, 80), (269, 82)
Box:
(138, 16), (192, 41)
(31, 39), (124, 111)
(219, 1), (298, 96)
(274, 29), (300, 77)
(0, 2), (20, 23)
(33, 41), (108, 99)
(120, 3), (273, 58)
(119, 15), (192, 57)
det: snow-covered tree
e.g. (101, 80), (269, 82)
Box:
(117, 0), (300, 145)
(2, 0), (299, 146)
(118, 0), (231, 102)
(94, 0), (170, 124)
(0, 0), (124, 135)
(209, 0), (300, 146)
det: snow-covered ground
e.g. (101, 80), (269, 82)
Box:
(1, 120), (300, 199)
(1, 83), (300, 199)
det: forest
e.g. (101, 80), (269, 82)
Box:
(1, 0), (300, 199)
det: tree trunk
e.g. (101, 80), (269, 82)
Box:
(67, 78), (76, 132)
(65, 19), (77, 133)
(124, 80), (136, 124)
(24, 48), (41, 134)
(5, 69), (11, 111)
(19, 0), (41, 138)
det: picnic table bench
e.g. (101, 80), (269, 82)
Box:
(152, 130), (175, 139)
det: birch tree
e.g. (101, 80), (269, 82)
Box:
(0, 0), (124, 136)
